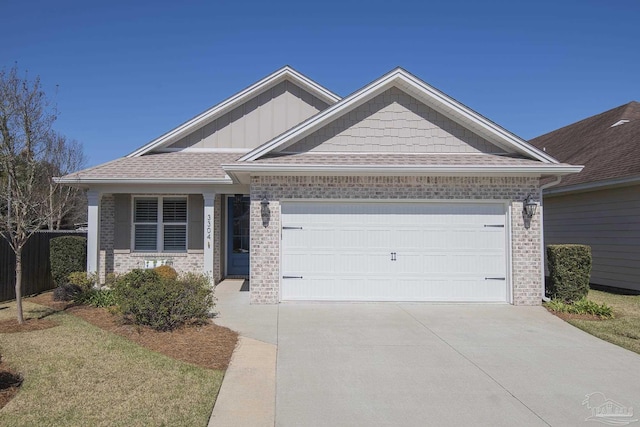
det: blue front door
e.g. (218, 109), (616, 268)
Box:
(227, 196), (250, 276)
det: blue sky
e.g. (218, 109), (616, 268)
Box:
(2, 0), (639, 167)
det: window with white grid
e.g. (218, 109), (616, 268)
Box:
(133, 197), (187, 252)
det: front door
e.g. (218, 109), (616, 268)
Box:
(227, 196), (250, 276)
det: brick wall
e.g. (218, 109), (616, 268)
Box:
(250, 175), (542, 305)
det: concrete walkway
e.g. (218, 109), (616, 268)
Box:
(210, 281), (640, 426)
(208, 280), (278, 427)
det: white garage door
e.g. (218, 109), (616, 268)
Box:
(281, 201), (508, 302)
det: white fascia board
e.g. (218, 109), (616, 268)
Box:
(240, 68), (560, 164)
(239, 68), (558, 164)
(54, 177), (234, 186)
(394, 72), (559, 164)
(544, 175), (640, 196)
(92, 183), (249, 195)
(127, 66), (341, 158)
(223, 163), (583, 176)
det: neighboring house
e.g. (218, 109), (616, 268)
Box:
(57, 66), (581, 305)
(530, 102), (640, 293)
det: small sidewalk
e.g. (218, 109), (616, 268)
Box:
(208, 279), (278, 427)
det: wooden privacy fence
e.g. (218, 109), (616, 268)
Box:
(0, 230), (87, 302)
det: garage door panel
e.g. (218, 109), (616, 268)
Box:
(281, 202), (508, 302)
(282, 276), (507, 302)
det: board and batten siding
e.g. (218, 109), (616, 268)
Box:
(544, 185), (640, 292)
(167, 80), (329, 151)
(284, 87), (506, 154)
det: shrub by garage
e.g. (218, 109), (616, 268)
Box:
(547, 244), (592, 303)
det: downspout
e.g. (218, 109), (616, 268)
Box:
(539, 176), (563, 302)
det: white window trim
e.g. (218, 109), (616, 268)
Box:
(131, 195), (189, 253)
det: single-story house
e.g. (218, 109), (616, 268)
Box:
(530, 101), (640, 293)
(57, 66), (582, 305)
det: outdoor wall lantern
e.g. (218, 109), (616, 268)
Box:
(260, 196), (270, 227)
(523, 194), (538, 219)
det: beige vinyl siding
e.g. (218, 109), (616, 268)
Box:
(188, 194), (204, 250)
(544, 185), (640, 292)
(167, 81), (329, 151)
(113, 194), (131, 250)
(284, 87), (506, 154)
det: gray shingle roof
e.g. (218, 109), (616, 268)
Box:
(530, 101), (640, 188)
(60, 152), (243, 182)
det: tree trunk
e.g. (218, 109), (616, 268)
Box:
(15, 247), (24, 324)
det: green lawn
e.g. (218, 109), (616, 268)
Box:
(0, 301), (223, 427)
(565, 289), (640, 355)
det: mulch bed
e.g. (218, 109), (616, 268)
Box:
(0, 318), (59, 334)
(25, 292), (239, 371)
(0, 359), (23, 410)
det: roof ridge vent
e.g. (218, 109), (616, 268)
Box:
(611, 119), (630, 128)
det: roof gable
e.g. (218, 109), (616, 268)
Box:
(240, 68), (557, 163)
(282, 87), (506, 155)
(530, 101), (640, 189)
(128, 66), (341, 157)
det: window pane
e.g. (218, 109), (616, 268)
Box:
(135, 224), (157, 251)
(163, 198), (187, 223)
(135, 198), (158, 223)
(164, 225), (186, 251)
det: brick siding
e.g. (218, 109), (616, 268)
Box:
(250, 175), (542, 305)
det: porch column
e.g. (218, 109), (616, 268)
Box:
(203, 192), (216, 282)
(86, 190), (101, 275)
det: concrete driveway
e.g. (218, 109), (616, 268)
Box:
(213, 280), (640, 427)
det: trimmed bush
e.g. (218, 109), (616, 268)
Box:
(112, 269), (213, 331)
(547, 244), (592, 303)
(50, 236), (87, 287)
(154, 265), (178, 281)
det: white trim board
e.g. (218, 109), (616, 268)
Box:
(240, 68), (559, 164)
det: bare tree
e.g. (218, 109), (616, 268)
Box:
(0, 65), (81, 324)
(43, 133), (87, 230)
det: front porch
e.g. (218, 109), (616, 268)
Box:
(85, 190), (250, 285)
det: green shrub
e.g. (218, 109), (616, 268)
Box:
(544, 298), (613, 319)
(154, 265), (178, 281)
(103, 272), (120, 289)
(112, 269), (213, 331)
(547, 244), (592, 303)
(68, 271), (96, 292)
(50, 236), (87, 287)
(74, 289), (116, 308)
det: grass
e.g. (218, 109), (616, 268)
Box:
(0, 301), (224, 427)
(562, 289), (640, 355)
